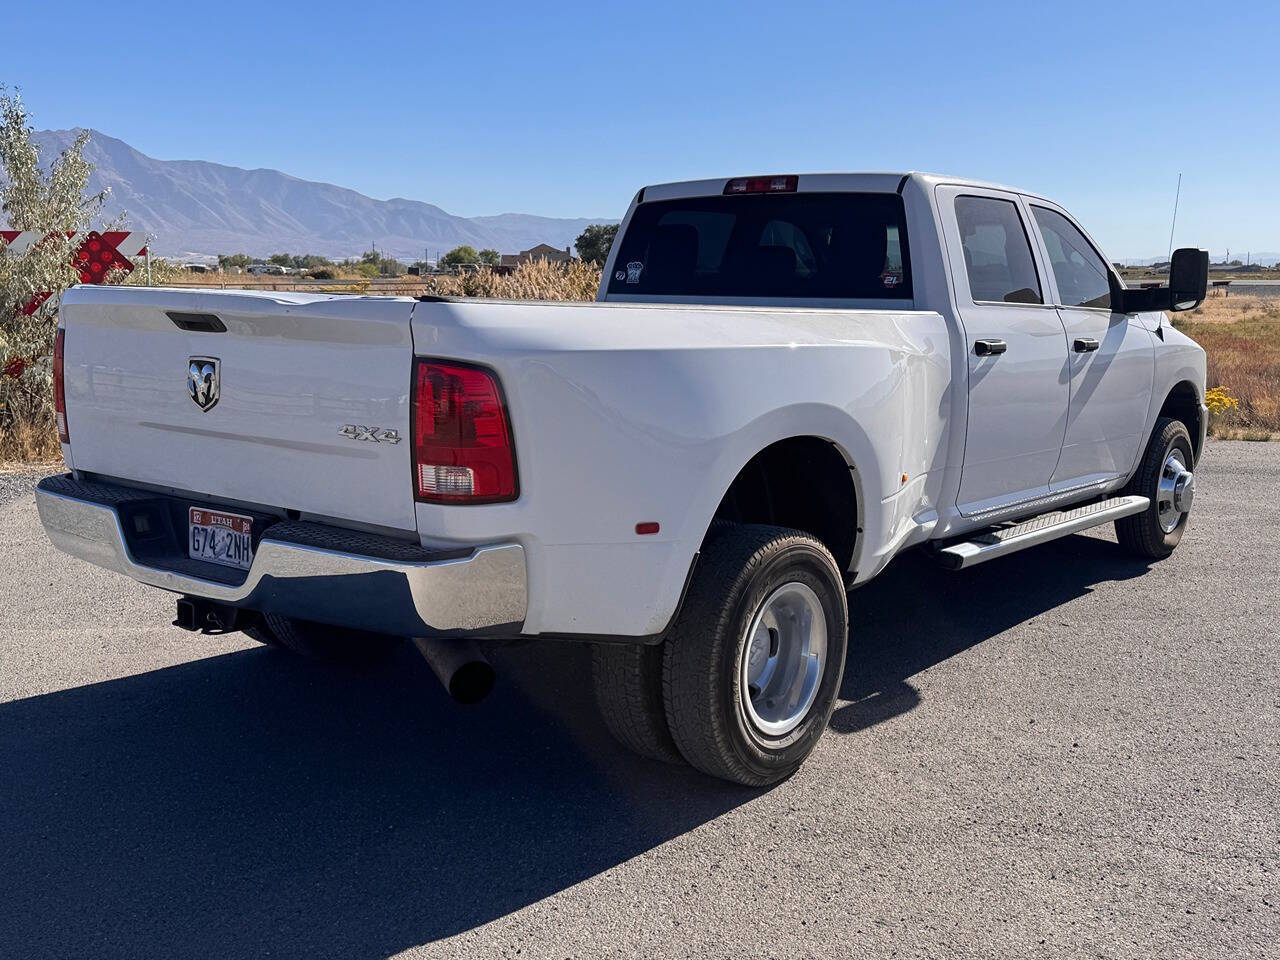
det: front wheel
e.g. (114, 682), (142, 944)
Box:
(663, 524), (848, 787)
(1115, 417), (1196, 560)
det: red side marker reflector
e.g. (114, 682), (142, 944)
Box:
(635, 522), (660, 536)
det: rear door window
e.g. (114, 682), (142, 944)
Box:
(953, 196), (1043, 305)
(607, 192), (911, 299)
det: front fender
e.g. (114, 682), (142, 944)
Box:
(1142, 323), (1208, 467)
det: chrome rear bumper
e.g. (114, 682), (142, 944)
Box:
(35, 474), (526, 637)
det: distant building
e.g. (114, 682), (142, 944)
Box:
(498, 243), (573, 270)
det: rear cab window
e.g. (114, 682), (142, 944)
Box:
(606, 192), (912, 300)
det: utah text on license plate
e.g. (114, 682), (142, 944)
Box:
(188, 507), (254, 571)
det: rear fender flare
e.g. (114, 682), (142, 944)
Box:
(677, 403), (883, 571)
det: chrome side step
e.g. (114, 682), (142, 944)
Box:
(935, 495), (1150, 570)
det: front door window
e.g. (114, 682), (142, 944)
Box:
(1031, 206), (1111, 310)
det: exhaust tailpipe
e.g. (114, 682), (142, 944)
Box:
(411, 636), (495, 705)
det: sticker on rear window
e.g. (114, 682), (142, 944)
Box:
(625, 261), (644, 284)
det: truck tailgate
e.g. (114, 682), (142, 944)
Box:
(59, 286), (418, 532)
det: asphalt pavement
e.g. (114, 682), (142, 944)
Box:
(1, 442), (1276, 959)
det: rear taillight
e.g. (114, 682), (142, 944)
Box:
(412, 358), (518, 504)
(53, 327), (68, 443)
(723, 175), (799, 195)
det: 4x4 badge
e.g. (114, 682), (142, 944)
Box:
(339, 424), (401, 444)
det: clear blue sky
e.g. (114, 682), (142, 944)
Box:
(7, 0), (1278, 259)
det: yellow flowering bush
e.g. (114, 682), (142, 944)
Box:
(1204, 386), (1239, 417)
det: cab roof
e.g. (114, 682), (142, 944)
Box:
(639, 172), (1049, 205)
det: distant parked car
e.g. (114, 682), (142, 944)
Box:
(247, 263), (287, 276)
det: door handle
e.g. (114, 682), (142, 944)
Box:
(974, 338), (1007, 356)
(1073, 337), (1100, 353)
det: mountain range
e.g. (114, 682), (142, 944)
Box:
(19, 131), (1278, 266)
(30, 129), (613, 261)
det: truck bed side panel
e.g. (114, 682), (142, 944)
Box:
(411, 300), (951, 636)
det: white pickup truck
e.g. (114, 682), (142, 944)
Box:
(37, 172), (1209, 786)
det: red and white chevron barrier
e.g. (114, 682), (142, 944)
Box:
(0, 229), (148, 263)
(1, 229), (150, 314)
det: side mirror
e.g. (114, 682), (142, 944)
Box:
(1110, 247), (1208, 314)
(1168, 247), (1209, 311)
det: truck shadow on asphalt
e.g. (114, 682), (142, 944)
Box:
(1, 533), (1151, 958)
(831, 533), (1152, 734)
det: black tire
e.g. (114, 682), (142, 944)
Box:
(1115, 417), (1195, 560)
(591, 641), (683, 764)
(242, 619), (281, 648)
(662, 523), (848, 787)
(249, 612), (400, 664)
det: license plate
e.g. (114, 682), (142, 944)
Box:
(188, 507), (254, 571)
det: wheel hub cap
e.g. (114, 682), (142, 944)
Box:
(1156, 450), (1194, 534)
(740, 582), (827, 737)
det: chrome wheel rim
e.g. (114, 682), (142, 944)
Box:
(740, 581), (827, 737)
(1156, 448), (1194, 534)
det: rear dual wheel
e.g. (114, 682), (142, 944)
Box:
(244, 613), (399, 664)
(592, 523), (848, 786)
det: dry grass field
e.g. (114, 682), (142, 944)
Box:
(1172, 294), (1280, 439)
(137, 258), (602, 301)
(0, 421), (59, 467)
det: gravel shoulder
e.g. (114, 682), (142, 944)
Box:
(0, 466), (48, 509)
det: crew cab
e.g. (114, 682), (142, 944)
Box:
(36, 173), (1209, 786)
